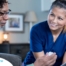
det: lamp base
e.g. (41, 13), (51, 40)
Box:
(2, 41), (9, 44)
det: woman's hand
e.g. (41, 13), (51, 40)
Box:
(34, 53), (57, 66)
(45, 52), (57, 66)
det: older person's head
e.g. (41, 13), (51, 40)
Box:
(0, 0), (11, 27)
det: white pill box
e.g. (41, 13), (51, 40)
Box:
(48, 52), (54, 56)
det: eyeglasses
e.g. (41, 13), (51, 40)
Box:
(0, 9), (11, 16)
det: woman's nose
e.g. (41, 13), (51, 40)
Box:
(52, 17), (57, 23)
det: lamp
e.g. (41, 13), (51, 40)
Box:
(24, 11), (37, 30)
(2, 32), (9, 44)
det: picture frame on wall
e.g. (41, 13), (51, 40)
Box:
(5, 13), (24, 32)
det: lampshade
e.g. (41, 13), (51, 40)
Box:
(24, 11), (37, 22)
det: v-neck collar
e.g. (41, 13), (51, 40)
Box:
(47, 22), (63, 44)
(50, 29), (63, 43)
(46, 22), (64, 51)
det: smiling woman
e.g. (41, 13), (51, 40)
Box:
(24, 0), (66, 66)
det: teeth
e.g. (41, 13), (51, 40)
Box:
(50, 24), (57, 27)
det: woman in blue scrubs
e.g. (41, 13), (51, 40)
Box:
(24, 0), (66, 66)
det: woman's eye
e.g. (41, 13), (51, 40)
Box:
(58, 17), (63, 20)
(50, 14), (54, 16)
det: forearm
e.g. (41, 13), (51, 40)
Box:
(26, 51), (45, 66)
(33, 51), (45, 59)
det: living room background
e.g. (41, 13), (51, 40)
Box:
(0, 0), (49, 43)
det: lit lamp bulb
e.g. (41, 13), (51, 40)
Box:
(4, 34), (8, 40)
(2, 33), (9, 44)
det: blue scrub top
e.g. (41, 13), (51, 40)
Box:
(24, 21), (66, 66)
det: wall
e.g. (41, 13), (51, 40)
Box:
(0, 0), (49, 43)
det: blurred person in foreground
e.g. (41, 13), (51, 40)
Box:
(0, 0), (11, 28)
